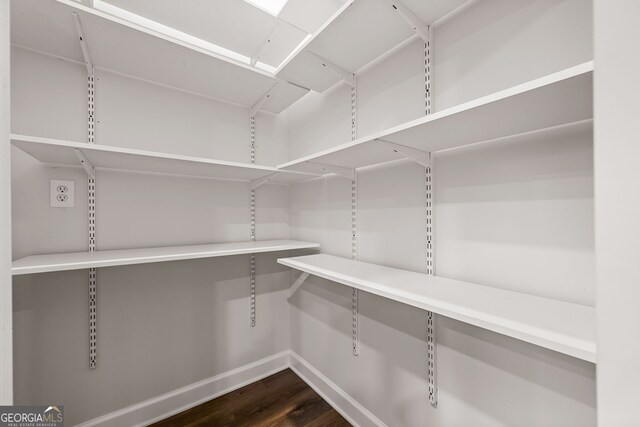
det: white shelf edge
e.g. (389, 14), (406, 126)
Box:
(12, 134), (277, 170)
(10, 134), (320, 183)
(274, 0), (356, 75)
(278, 61), (594, 170)
(12, 240), (320, 275)
(278, 254), (596, 363)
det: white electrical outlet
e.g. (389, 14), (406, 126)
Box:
(50, 180), (75, 208)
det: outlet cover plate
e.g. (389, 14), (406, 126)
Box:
(50, 179), (75, 208)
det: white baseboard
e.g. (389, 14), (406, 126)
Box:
(288, 351), (386, 427)
(75, 351), (290, 427)
(75, 350), (383, 427)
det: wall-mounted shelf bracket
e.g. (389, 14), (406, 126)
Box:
(376, 139), (431, 168)
(388, 0), (429, 43)
(251, 83), (278, 116)
(288, 272), (310, 298)
(72, 12), (93, 74)
(306, 51), (355, 87)
(305, 161), (355, 180)
(74, 149), (95, 178)
(250, 172), (278, 190)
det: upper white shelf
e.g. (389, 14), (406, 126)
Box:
(279, 254), (596, 363)
(279, 62), (594, 174)
(13, 240), (319, 275)
(11, 0), (308, 114)
(276, 0), (468, 92)
(11, 134), (317, 184)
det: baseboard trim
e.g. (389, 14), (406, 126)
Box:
(75, 350), (384, 427)
(75, 351), (290, 427)
(288, 351), (387, 427)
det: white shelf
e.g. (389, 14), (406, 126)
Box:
(11, 134), (317, 184)
(279, 62), (593, 174)
(277, 0), (468, 92)
(11, 0), (308, 114)
(279, 254), (596, 362)
(13, 240), (319, 275)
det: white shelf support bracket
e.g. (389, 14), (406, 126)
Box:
(376, 139), (431, 169)
(250, 83), (278, 116)
(288, 272), (310, 298)
(306, 51), (355, 87)
(388, 0), (430, 43)
(72, 12), (93, 75)
(74, 149), (95, 178)
(305, 162), (355, 180)
(250, 172), (278, 191)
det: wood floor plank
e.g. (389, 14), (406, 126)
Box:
(304, 409), (351, 427)
(150, 369), (351, 427)
(277, 391), (334, 425)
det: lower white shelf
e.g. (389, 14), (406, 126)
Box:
(13, 240), (319, 275)
(278, 254), (596, 363)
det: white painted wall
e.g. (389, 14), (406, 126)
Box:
(594, 1), (640, 425)
(287, 0), (595, 425)
(433, 0), (593, 111)
(286, 83), (351, 160)
(0, 0), (13, 406)
(10, 47), (292, 425)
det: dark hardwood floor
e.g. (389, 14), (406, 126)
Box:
(150, 369), (351, 427)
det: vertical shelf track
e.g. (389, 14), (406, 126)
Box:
(249, 115), (257, 327)
(88, 71), (97, 369)
(246, 85), (278, 327)
(73, 11), (97, 369)
(351, 74), (359, 356)
(387, 4), (438, 399)
(424, 26), (437, 408)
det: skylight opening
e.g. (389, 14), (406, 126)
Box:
(244, 0), (290, 17)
